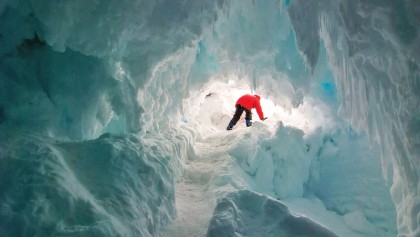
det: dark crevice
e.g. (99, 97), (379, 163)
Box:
(18, 33), (46, 52)
(0, 107), (4, 124)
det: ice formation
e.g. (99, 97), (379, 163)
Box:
(207, 190), (338, 237)
(0, 0), (418, 237)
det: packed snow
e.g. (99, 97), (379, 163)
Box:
(1, 0), (418, 236)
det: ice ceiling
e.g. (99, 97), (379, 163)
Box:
(0, 0), (418, 237)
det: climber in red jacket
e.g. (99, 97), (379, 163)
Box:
(227, 94), (267, 130)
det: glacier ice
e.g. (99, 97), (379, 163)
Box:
(207, 190), (338, 237)
(288, 0), (419, 235)
(0, 133), (177, 236)
(0, 0), (418, 236)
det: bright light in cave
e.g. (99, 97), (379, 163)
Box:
(184, 76), (332, 137)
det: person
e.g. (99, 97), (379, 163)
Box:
(227, 94), (267, 130)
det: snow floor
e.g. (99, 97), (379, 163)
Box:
(159, 126), (250, 237)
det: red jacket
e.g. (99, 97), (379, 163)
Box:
(236, 94), (265, 120)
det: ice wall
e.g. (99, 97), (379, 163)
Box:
(0, 0), (226, 236)
(288, 0), (420, 235)
(0, 0), (228, 140)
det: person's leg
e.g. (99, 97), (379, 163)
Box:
(227, 105), (244, 130)
(245, 109), (252, 127)
(245, 109), (252, 120)
(231, 105), (245, 125)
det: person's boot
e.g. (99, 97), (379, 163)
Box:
(227, 122), (234, 130)
(246, 120), (252, 127)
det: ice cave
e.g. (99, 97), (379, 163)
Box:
(0, 0), (419, 237)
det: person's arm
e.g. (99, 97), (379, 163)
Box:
(255, 102), (265, 120)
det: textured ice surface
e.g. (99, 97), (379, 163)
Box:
(308, 130), (396, 235)
(230, 123), (311, 199)
(207, 190), (338, 237)
(223, 122), (396, 236)
(0, 0), (417, 236)
(0, 133), (176, 236)
(288, 0), (419, 235)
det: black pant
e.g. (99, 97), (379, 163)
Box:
(230, 104), (252, 125)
